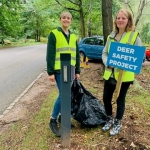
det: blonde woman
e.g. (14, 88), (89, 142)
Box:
(102, 8), (142, 136)
(46, 11), (80, 137)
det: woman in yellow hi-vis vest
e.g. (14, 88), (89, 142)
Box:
(102, 9), (143, 136)
(46, 11), (80, 137)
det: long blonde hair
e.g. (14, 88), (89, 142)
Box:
(113, 8), (135, 33)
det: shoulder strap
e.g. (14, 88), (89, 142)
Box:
(127, 31), (138, 44)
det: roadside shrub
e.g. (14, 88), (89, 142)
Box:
(40, 37), (48, 43)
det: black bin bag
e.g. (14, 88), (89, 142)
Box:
(71, 79), (108, 126)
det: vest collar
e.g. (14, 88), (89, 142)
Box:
(109, 31), (127, 39)
(57, 27), (71, 34)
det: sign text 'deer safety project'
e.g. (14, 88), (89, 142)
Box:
(107, 42), (146, 74)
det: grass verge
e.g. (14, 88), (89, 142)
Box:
(0, 76), (150, 149)
(0, 40), (44, 49)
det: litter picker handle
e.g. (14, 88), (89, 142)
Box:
(113, 70), (124, 102)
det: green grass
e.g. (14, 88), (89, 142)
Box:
(0, 88), (57, 150)
(0, 39), (45, 49)
(127, 87), (150, 117)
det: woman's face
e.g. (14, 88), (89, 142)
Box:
(116, 11), (129, 31)
(60, 15), (72, 28)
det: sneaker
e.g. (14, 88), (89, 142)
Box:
(58, 115), (75, 128)
(110, 118), (122, 136)
(102, 116), (114, 132)
(49, 118), (61, 137)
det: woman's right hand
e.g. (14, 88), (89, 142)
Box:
(49, 74), (55, 82)
(108, 66), (114, 69)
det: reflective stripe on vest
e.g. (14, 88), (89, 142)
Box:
(52, 29), (77, 70)
(103, 31), (138, 82)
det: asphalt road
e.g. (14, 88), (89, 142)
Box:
(0, 44), (47, 115)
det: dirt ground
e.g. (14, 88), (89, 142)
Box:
(0, 60), (150, 149)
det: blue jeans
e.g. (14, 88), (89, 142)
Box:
(52, 73), (61, 119)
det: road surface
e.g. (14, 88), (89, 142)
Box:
(0, 44), (47, 115)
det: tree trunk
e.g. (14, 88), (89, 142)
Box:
(87, 1), (92, 37)
(101, 0), (113, 73)
(135, 0), (146, 27)
(38, 32), (41, 42)
(102, 0), (113, 45)
(79, 0), (85, 38)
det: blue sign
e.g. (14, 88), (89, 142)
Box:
(107, 42), (146, 74)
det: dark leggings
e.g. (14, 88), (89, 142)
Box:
(103, 81), (130, 120)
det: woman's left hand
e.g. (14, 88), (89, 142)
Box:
(75, 74), (80, 80)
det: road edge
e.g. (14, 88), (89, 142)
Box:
(0, 72), (44, 120)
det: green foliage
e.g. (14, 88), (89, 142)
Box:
(40, 37), (48, 43)
(83, 1), (103, 36)
(112, 0), (121, 17)
(50, 0), (103, 37)
(0, 0), (150, 41)
(0, 1), (23, 38)
(141, 23), (150, 43)
(21, 0), (62, 40)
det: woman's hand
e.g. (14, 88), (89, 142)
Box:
(108, 66), (114, 69)
(49, 74), (55, 82)
(75, 74), (80, 80)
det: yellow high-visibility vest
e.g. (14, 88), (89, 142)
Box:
(52, 29), (77, 70)
(103, 31), (139, 82)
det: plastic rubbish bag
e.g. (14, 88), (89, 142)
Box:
(71, 79), (107, 126)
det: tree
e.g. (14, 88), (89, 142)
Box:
(102, 0), (113, 45)
(54, 0), (86, 38)
(121, 0), (150, 27)
(0, 1), (23, 39)
(112, 0), (121, 16)
(85, 1), (102, 37)
(21, 0), (57, 42)
(141, 23), (150, 43)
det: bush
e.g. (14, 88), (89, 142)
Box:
(7, 37), (18, 42)
(40, 37), (48, 43)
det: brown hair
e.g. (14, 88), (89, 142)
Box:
(113, 8), (135, 32)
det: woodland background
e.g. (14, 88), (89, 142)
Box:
(0, 0), (150, 45)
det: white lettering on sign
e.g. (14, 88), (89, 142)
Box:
(117, 46), (135, 54)
(109, 60), (138, 70)
(112, 53), (137, 62)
